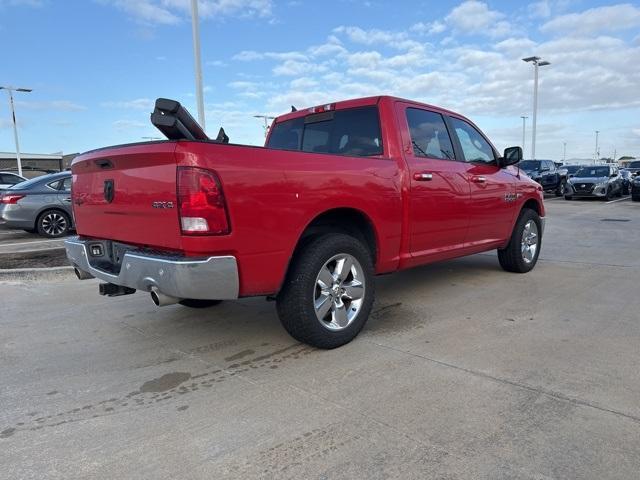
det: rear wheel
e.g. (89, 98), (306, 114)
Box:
(605, 187), (613, 201)
(276, 233), (374, 349)
(498, 209), (542, 273)
(555, 179), (566, 196)
(178, 299), (222, 308)
(37, 210), (70, 238)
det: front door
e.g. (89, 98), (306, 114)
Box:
(448, 116), (516, 247)
(396, 104), (471, 264)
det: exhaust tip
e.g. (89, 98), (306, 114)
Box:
(150, 290), (160, 306)
(74, 267), (94, 280)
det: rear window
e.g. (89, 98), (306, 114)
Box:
(267, 106), (383, 157)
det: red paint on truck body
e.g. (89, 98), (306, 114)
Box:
(71, 96), (544, 296)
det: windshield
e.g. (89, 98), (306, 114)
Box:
(519, 160), (541, 170)
(565, 165), (582, 173)
(574, 167), (609, 178)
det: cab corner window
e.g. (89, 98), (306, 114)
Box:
(450, 117), (495, 164)
(406, 108), (454, 160)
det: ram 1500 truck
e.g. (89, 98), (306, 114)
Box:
(66, 96), (545, 349)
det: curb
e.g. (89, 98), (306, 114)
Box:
(0, 266), (76, 282)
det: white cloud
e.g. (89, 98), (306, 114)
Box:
(100, 0), (272, 25)
(445, 0), (511, 38)
(410, 21), (446, 35)
(113, 119), (146, 131)
(333, 26), (420, 50)
(528, 1), (551, 19)
(15, 100), (87, 111)
(541, 4), (640, 35)
(101, 98), (155, 110)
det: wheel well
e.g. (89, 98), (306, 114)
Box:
(293, 208), (377, 265)
(521, 199), (541, 216)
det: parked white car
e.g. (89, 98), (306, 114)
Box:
(0, 172), (26, 189)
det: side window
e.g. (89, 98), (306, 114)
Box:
(2, 174), (22, 185)
(268, 117), (303, 151)
(450, 117), (495, 164)
(546, 161), (555, 172)
(61, 177), (72, 191)
(405, 108), (454, 160)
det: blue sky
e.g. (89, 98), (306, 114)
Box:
(0, 0), (639, 160)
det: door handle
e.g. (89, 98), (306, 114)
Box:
(471, 176), (487, 183)
(413, 172), (433, 181)
(63, 197), (72, 202)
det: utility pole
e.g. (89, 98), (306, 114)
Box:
(0, 86), (32, 177)
(595, 130), (599, 163)
(190, 0), (206, 131)
(563, 141), (566, 163)
(520, 116), (528, 158)
(254, 115), (276, 138)
(522, 57), (550, 161)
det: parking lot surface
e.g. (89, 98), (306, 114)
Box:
(2, 198), (639, 479)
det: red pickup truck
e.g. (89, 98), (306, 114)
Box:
(66, 96), (544, 348)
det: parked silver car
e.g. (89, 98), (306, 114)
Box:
(564, 165), (623, 200)
(0, 172), (74, 237)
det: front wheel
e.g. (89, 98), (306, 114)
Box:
(555, 180), (566, 196)
(498, 209), (542, 273)
(276, 233), (375, 349)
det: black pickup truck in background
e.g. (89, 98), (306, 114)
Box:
(520, 160), (567, 196)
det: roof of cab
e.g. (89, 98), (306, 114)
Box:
(273, 95), (464, 124)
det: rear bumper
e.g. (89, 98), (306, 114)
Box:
(65, 237), (239, 300)
(0, 204), (34, 229)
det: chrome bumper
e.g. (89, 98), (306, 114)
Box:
(65, 237), (239, 300)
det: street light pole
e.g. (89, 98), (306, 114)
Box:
(520, 116), (528, 158)
(522, 56), (550, 161)
(594, 130), (600, 163)
(254, 115), (276, 138)
(563, 141), (566, 162)
(190, 0), (206, 131)
(0, 86), (32, 177)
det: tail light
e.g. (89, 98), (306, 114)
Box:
(1, 194), (25, 204)
(177, 167), (230, 235)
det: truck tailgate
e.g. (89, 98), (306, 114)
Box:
(71, 142), (182, 250)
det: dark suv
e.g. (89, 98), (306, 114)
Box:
(520, 160), (566, 196)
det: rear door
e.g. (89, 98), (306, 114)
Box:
(396, 103), (471, 262)
(448, 116), (516, 247)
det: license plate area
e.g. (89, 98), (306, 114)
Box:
(86, 240), (134, 275)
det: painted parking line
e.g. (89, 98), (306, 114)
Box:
(0, 239), (65, 247)
(606, 196), (631, 204)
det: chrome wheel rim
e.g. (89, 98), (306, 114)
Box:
(42, 212), (67, 236)
(521, 220), (538, 264)
(314, 253), (365, 331)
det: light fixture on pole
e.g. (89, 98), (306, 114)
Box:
(190, 0), (206, 131)
(522, 56), (550, 161)
(254, 115), (276, 138)
(520, 116), (528, 158)
(0, 86), (32, 177)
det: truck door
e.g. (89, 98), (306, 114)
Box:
(447, 116), (516, 246)
(395, 103), (471, 264)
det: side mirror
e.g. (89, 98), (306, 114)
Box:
(501, 146), (522, 167)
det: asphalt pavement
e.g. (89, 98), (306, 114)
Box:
(1, 197), (639, 479)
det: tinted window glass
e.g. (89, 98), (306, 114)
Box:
(61, 177), (72, 191)
(1, 174), (22, 185)
(450, 118), (495, 164)
(267, 106), (382, 157)
(405, 108), (454, 160)
(47, 180), (62, 190)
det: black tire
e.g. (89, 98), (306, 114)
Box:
(555, 180), (566, 196)
(616, 187), (623, 198)
(276, 233), (375, 349)
(498, 209), (542, 273)
(605, 187), (613, 201)
(564, 195), (573, 200)
(178, 299), (223, 308)
(632, 195), (640, 202)
(622, 186), (629, 196)
(36, 209), (70, 238)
